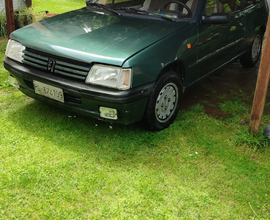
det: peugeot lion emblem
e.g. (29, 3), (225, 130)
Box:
(47, 58), (56, 72)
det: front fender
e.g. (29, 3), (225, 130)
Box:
(122, 23), (198, 88)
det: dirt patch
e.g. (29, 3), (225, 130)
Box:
(181, 60), (269, 120)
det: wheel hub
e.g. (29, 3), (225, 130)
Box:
(155, 83), (178, 123)
(252, 34), (261, 61)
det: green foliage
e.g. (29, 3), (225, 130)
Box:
(218, 93), (226, 99)
(236, 129), (270, 151)
(200, 99), (208, 104)
(32, 0), (86, 14)
(265, 102), (270, 107)
(217, 100), (245, 114)
(15, 7), (36, 28)
(0, 7), (42, 37)
(0, 39), (9, 89)
(189, 103), (204, 112)
(0, 14), (7, 37)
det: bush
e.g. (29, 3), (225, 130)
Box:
(0, 7), (42, 36)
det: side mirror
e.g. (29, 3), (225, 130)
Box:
(202, 13), (230, 24)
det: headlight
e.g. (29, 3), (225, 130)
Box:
(85, 64), (132, 90)
(5, 39), (25, 63)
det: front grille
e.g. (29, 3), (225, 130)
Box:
(22, 49), (90, 81)
(65, 94), (82, 104)
(24, 80), (34, 90)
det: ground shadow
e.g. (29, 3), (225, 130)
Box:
(181, 60), (270, 120)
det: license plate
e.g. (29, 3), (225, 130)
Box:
(33, 80), (64, 103)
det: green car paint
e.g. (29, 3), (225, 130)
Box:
(11, 9), (188, 66)
(4, 0), (269, 130)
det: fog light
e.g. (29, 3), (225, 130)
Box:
(8, 75), (20, 88)
(99, 107), (118, 120)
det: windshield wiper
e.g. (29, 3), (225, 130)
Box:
(117, 7), (175, 22)
(87, 2), (121, 16)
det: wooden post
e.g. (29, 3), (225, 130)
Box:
(25, 0), (32, 7)
(249, 15), (270, 133)
(5, 0), (15, 38)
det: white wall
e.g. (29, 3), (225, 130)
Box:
(0, 0), (26, 15)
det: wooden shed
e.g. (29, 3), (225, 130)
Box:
(1, 0), (25, 14)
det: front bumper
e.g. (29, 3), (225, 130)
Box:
(4, 58), (155, 125)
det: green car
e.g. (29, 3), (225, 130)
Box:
(4, 0), (269, 131)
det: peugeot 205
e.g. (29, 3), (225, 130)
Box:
(4, 0), (269, 131)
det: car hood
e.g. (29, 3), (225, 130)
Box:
(11, 8), (188, 66)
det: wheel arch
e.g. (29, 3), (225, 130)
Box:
(157, 60), (187, 90)
(142, 70), (183, 131)
(259, 25), (266, 36)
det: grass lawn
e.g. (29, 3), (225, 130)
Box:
(32, 0), (86, 14)
(1, 2), (270, 218)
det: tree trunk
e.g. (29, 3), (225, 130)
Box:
(5, 0), (15, 38)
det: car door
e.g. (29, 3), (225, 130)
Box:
(242, 0), (264, 48)
(220, 0), (246, 60)
(188, 0), (245, 84)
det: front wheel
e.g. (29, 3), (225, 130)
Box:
(143, 71), (182, 131)
(240, 30), (263, 67)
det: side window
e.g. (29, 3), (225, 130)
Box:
(205, 0), (241, 16)
(205, 0), (224, 16)
(243, 0), (255, 8)
(221, 0), (242, 13)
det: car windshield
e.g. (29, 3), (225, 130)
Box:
(86, 0), (198, 20)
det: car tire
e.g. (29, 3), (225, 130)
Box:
(240, 30), (263, 67)
(143, 71), (182, 131)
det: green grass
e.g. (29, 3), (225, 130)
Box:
(32, 0), (86, 14)
(189, 103), (204, 112)
(1, 3), (270, 218)
(218, 100), (245, 115)
(218, 94), (226, 99)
